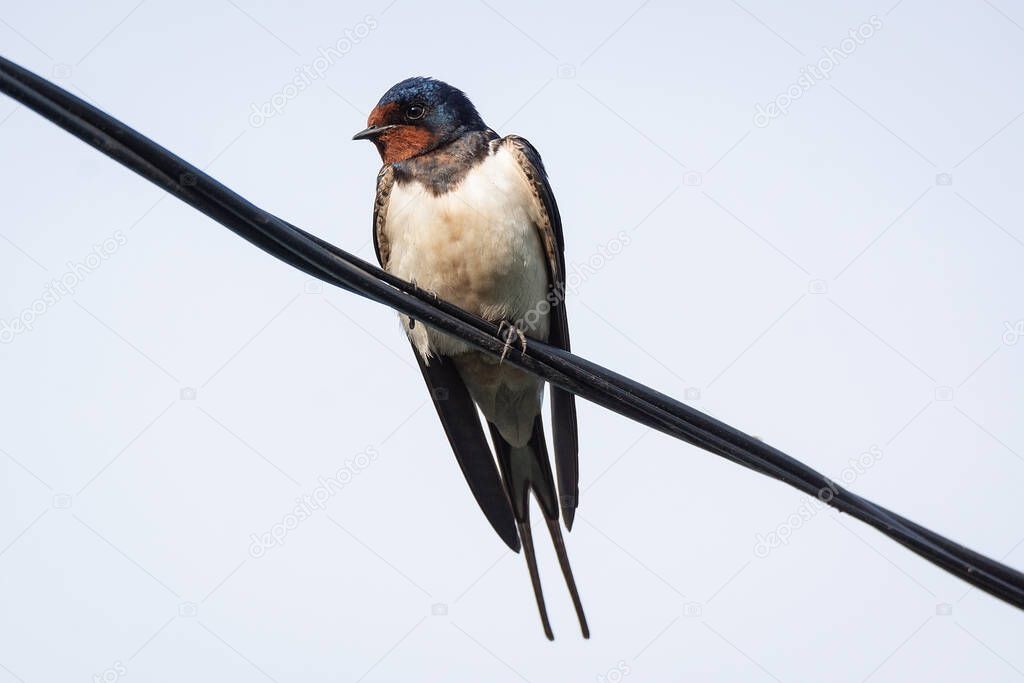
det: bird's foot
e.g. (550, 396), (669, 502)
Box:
(497, 320), (527, 364)
(409, 278), (439, 303)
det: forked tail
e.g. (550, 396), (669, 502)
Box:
(489, 418), (589, 640)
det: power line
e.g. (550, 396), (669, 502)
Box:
(2, 54), (1023, 611)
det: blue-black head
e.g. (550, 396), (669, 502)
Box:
(353, 77), (488, 163)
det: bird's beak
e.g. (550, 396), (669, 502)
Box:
(352, 124), (396, 141)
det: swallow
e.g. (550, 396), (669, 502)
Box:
(354, 77), (586, 639)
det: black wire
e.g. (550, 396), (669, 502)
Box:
(3, 54), (1023, 609)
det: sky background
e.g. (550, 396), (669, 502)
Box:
(2, 1), (1024, 681)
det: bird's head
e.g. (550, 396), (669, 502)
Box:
(353, 77), (487, 164)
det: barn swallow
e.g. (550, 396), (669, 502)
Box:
(354, 77), (586, 639)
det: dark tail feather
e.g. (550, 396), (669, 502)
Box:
(490, 418), (589, 639)
(546, 517), (589, 638)
(518, 519), (554, 640)
(551, 386), (579, 529)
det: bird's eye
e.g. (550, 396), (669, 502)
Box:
(405, 104), (425, 120)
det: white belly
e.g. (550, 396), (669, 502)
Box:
(383, 146), (551, 358)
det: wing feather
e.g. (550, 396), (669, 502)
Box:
(502, 136), (581, 529)
(372, 164), (394, 268)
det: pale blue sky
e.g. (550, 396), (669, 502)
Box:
(2, 1), (1023, 681)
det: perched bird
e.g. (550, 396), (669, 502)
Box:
(354, 77), (587, 639)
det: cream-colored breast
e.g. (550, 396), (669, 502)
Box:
(383, 145), (551, 358)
